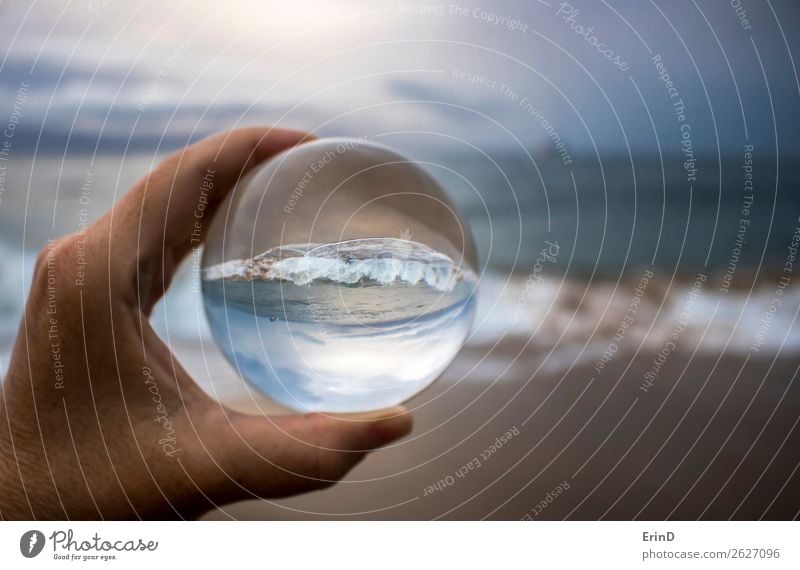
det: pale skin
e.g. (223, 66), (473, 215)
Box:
(0, 127), (412, 520)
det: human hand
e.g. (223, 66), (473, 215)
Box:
(0, 127), (412, 520)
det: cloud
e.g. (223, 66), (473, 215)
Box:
(0, 0), (798, 155)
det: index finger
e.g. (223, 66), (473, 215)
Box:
(90, 127), (314, 303)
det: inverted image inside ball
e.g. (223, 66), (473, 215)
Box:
(202, 138), (478, 413)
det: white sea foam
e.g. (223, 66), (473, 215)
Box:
(203, 238), (477, 292)
(470, 272), (800, 357)
(2, 240), (797, 389)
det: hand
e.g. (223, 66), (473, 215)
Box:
(0, 127), (412, 520)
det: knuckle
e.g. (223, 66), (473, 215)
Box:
(52, 234), (81, 265)
(32, 243), (51, 278)
(30, 235), (81, 300)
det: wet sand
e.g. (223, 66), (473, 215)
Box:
(198, 342), (800, 520)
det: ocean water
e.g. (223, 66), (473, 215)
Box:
(202, 239), (477, 412)
(431, 153), (800, 274)
(1, 154), (798, 392)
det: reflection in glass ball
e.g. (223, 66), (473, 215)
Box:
(202, 138), (478, 413)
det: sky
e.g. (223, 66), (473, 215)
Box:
(0, 0), (799, 156)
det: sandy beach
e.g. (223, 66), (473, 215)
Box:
(3, 247), (796, 520)
(113, 263), (800, 520)
(186, 335), (799, 520)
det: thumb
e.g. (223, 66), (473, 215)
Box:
(222, 407), (413, 499)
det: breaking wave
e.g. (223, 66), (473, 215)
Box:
(203, 238), (477, 292)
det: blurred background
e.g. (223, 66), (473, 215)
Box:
(1, 0), (799, 519)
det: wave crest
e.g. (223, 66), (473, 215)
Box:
(203, 238), (477, 292)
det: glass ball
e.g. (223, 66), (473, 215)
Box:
(202, 138), (478, 413)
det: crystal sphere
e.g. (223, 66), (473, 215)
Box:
(202, 138), (478, 413)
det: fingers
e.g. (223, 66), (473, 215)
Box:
(280, 407), (414, 455)
(88, 127), (314, 307)
(124, 127), (313, 258)
(219, 407), (413, 499)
